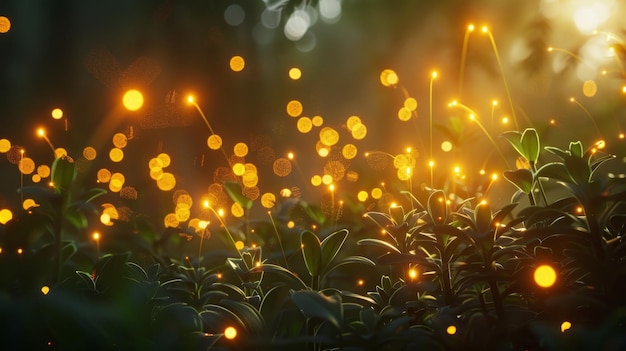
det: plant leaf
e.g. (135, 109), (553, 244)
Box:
(503, 169), (533, 194)
(301, 230), (322, 277)
(320, 229), (348, 270)
(223, 181), (253, 210)
(291, 290), (342, 330)
(521, 128), (540, 163)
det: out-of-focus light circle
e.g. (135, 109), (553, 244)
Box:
(224, 326), (237, 340)
(0, 139), (10, 153)
(97, 168), (112, 183)
(83, 147), (97, 160)
(289, 68), (302, 80)
(123, 89), (144, 111)
(351, 123), (367, 140)
(157, 172), (176, 191)
(346, 115), (362, 131)
(321, 174), (333, 185)
(23, 198), (37, 210)
(286, 100), (303, 117)
(319, 0), (342, 24)
(371, 187), (383, 199)
(224, 4), (245, 26)
(310, 175), (322, 186)
(312, 115), (324, 127)
(561, 321), (572, 333)
(582, 80), (597, 97)
(404, 97), (418, 111)
(230, 55), (245, 72)
(54, 148), (67, 159)
(231, 202), (244, 218)
(0, 209), (13, 224)
(0, 16), (11, 33)
(398, 107), (412, 121)
(357, 191), (368, 202)
(297, 117), (313, 133)
(446, 325), (457, 335)
(157, 153), (171, 167)
(441, 141), (453, 152)
(164, 213), (179, 228)
(233, 142), (249, 157)
(261, 192), (276, 208)
(342, 144), (358, 159)
(574, 3), (610, 34)
(32, 174), (41, 183)
(18, 157), (35, 174)
(284, 10), (310, 41)
(207, 134), (223, 150)
(534, 264), (557, 288)
(273, 158), (292, 177)
(319, 127), (339, 146)
(37, 165), (50, 178)
(233, 163), (245, 176)
(51, 108), (63, 120)
(112, 133), (128, 148)
(109, 148), (124, 162)
(380, 69), (399, 87)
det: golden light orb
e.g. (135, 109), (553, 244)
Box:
(0, 209), (13, 224)
(112, 133), (128, 148)
(398, 107), (412, 121)
(312, 115), (324, 127)
(97, 168), (112, 183)
(157, 153), (171, 167)
(122, 89), (144, 111)
(371, 187), (383, 199)
(224, 326), (237, 340)
(37, 165), (50, 178)
(207, 134), (223, 150)
(288, 67), (302, 80)
(231, 202), (244, 218)
(561, 321), (572, 333)
(310, 175), (322, 186)
(83, 146), (97, 160)
(297, 117), (313, 133)
(357, 191), (368, 202)
(286, 100), (303, 117)
(346, 115), (362, 131)
(37, 128), (45, 137)
(351, 122), (367, 140)
(273, 157), (292, 177)
(261, 192), (276, 208)
(481, 25), (489, 33)
(234, 241), (245, 250)
(408, 268), (418, 279)
(467, 24), (475, 32)
(163, 213), (179, 228)
(342, 143), (358, 159)
(321, 174), (333, 185)
(380, 69), (399, 87)
(319, 127), (340, 146)
(229, 55), (245, 72)
(0, 16), (10, 33)
(157, 172), (176, 191)
(431, 71), (438, 79)
(18, 157), (35, 175)
(51, 108), (63, 120)
(232, 162), (245, 176)
(92, 232), (100, 241)
(233, 142), (249, 157)
(534, 264), (557, 288)
(54, 148), (67, 159)
(441, 141), (453, 152)
(404, 97), (418, 111)
(0, 139), (10, 153)
(446, 325), (457, 335)
(109, 148), (124, 162)
(583, 80), (597, 97)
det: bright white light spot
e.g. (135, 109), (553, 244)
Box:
(574, 3), (611, 34)
(539, 0), (560, 18)
(319, 0), (342, 24)
(284, 10), (310, 41)
(224, 4), (245, 26)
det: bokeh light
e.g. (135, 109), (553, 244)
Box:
(286, 100), (303, 117)
(51, 108), (63, 120)
(0, 139), (10, 153)
(297, 117), (313, 133)
(122, 89), (144, 111)
(229, 55), (245, 72)
(83, 146), (97, 160)
(233, 142), (249, 157)
(380, 69), (399, 87)
(534, 264), (557, 288)
(261, 192), (276, 208)
(207, 134), (223, 150)
(0, 209), (13, 224)
(224, 326), (237, 340)
(0, 16), (10, 33)
(289, 67), (302, 80)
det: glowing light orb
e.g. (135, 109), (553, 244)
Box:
(0, 209), (13, 224)
(286, 100), (303, 117)
(163, 213), (179, 228)
(261, 192), (276, 208)
(224, 326), (237, 339)
(324, 160), (346, 181)
(312, 115), (324, 127)
(408, 268), (418, 279)
(100, 213), (111, 226)
(371, 187), (383, 199)
(0, 139), (10, 153)
(51, 108), (63, 120)
(342, 143), (358, 159)
(231, 202), (244, 217)
(112, 133), (128, 148)
(446, 325), (457, 335)
(398, 107), (412, 121)
(321, 174), (333, 185)
(32, 174), (41, 183)
(97, 168), (112, 183)
(319, 127), (339, 146)
(0, 16), (11, 33)
(175, 205), (191, 222)
(37, 165), (50, 178)
(397, 167), (412, 181)
(157, 153), (171, 167)
(233, 142), (249, 157)
(54, 148), (67, 159)
(41, 286), (50, 295)
(109, 148), (124, 162)
(149, 157), (164, 169)
(18, 157), (35, 175)
(380, 69), (399, 87)
(351, 122), (367, 140)
(561, 321), (571, 333)
(534, 264), (557, 288)
(441, 141), (453, 152)
(122, 89), (144, 111)
(582, 80), (597, 97)
(157, 172), (176, 191)
(287, 220), (295, 228)
(346, 115), (362, 131)
(297, 117), (313, 133)
(207, 134), (223, 150)
(229, 55), (245, 72)
(230, 241), (243, 252)
(232, 162), (245, 176)
(83, 147), (97, 160)
(273, 158), (292, 177)
(289, 67), (302, 80)
(404, 97), (418, 111)
(310, 175), (322, 186)
(357, 191), (368, 202)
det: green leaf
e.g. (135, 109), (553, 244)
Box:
(223, 181), (253, 210)
(474, 202), (492, 234)
(503, 168), (533, 194)
(500, 131), (524, 158)
(219, 300), (265, 336)
(563, 154), (591, 185)
(427, 190), (448, 225)
(301, 230), (322, 277)
(291, 291), (342, 330)
(249, 263), (308, 290)
(324, 256), (376, 276)
(357, 238), (401, 254)
(77, 187), (107, 204)
(536, 162), (571, 183)
(569, 141), (583, 158)
(51, 157), (76, 193)
(320, 229), (348, 270)
(521, 128), (540, 163)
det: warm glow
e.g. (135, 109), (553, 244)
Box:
(92, 232), (100, 241)
(224, 326), (237, 339)
(235, 241), (245, 250)
(41, 286), (50, 295)
(408, 268), (418, 280)
(37, 128), (45, 137)
(446, 325), (457, 335)
(288, 67), (302, 80)
(357, 279), (364, 286)
(371, 187), (383, 199)
(122, 89), (144, 111)
(286, 100), (303, 117)
(51, 108), (63, 120)
(467, 24), (475, 32)
(0, 209), (13, 224)
(534, 264), (557, 288)
(561, 321), (572, 333)
(229, 56), (245, 72)
(0, 16), (10, 33)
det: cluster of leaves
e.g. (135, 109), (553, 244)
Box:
(1, 129), (626, 350)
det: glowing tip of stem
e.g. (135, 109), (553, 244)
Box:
(92, 232), (100, 240)
(569, 97), (575, 102)
(37, 128), (45, 137)
(547, 47), (553, 52)
(492, 100), (498, 106)
(187, 96), (194, 104)
(287, 152), (294, 160)
(468, 24), (475, 31)
(431, 71), (438, 79)
(491, 173), (498, 181)
(203, 200), (210, 208)
(481, 25), (489, 33)
(429, 160), (435, 167)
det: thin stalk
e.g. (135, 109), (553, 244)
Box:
(268, 211), (289, 269)
(485, 29), (519, 130)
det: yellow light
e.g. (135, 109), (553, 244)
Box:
(357, 279), (364, 286)
(287, 152), (294, 160)
(481, 25), (488, 33)
(261, 192), (276, 208)
(229, 56), (245, 72)
(288, 67), (302, 80)
(534, 264), (557, 288)
(224, 326), (237, 339)
(22, 199), (37, 210)
(41, 286), (50, 295)
(408, 268), (418, 279)
(371, 187), (383, 199)
(357, 191), (369, 202)
(312, 115), (324, 127)
(235, 241), (245, 250)
(187, 95), (194, 104)
(51, 108), (63, 120)
(17, 248), (23, 255)
(122, 89), (144, 111)
(286, 100), (303, 117)
(429, 160), (434, 167)
(467, 24), (474, 32)
(502, 116), (509, 124)
(92, 232), (100, 241)
(0, 16), (10, 33)
(431, 71), (438, 79)
(0, 209), (13, 224)
(491, 173), (498, 181)
(446, 325), (457, 335)
(619, 133), (625, 139)
(207, 134), (223, 150)
(297, 117), (313, 133)
(441, 141), (453, 152)
(287, 220), (295, 228)
(37, 128), (45, 137)
(322, 174), (333, 185)
(0, 139), (10, 153)
(380, 69), (399, 87)
(310, 175), (322, 186)
(561, 321), (572, 333)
